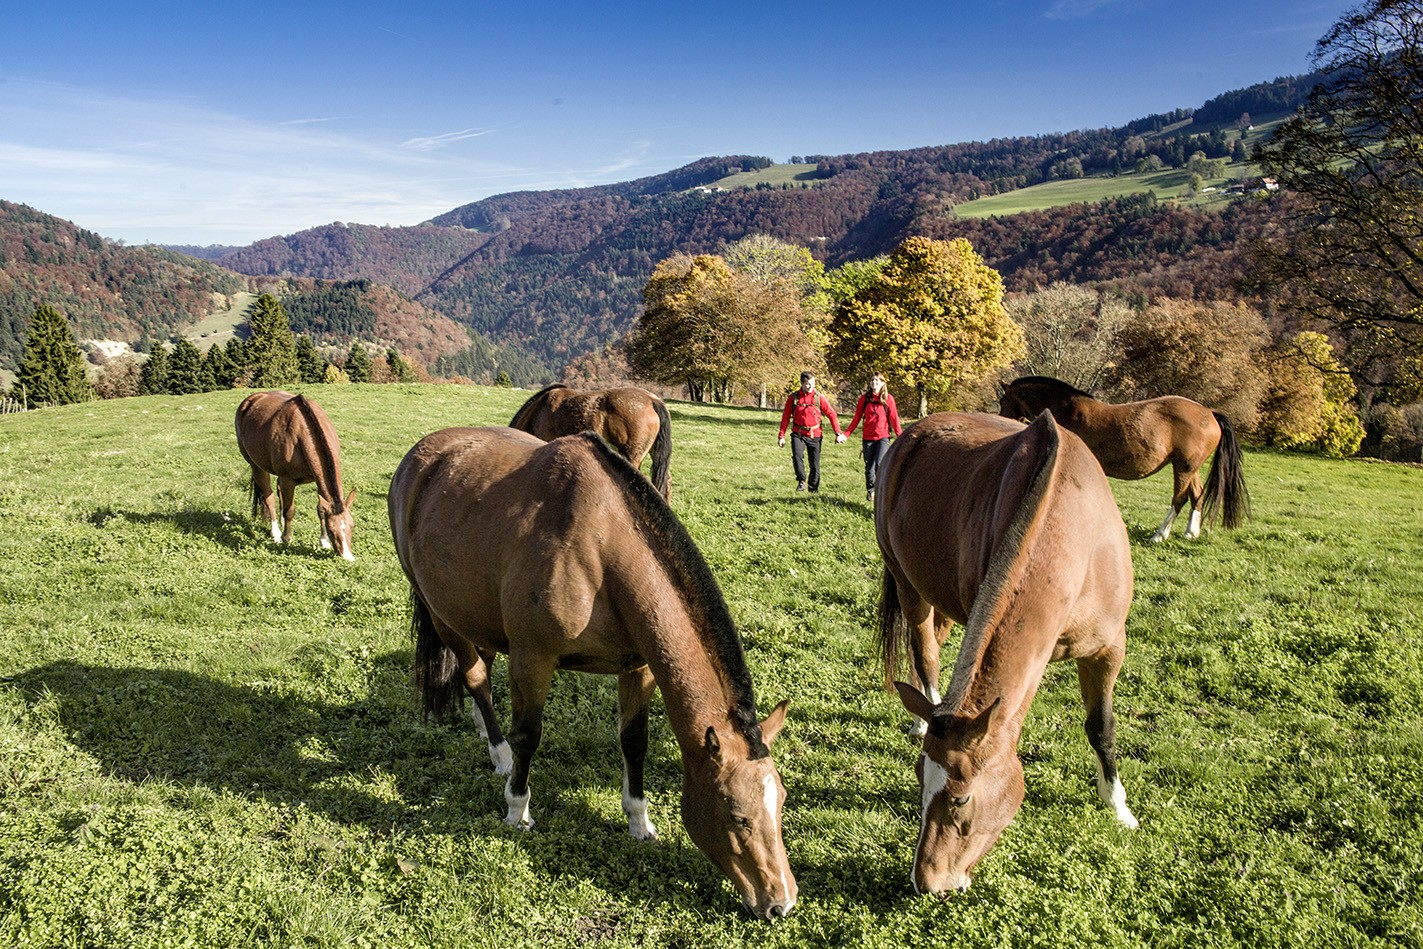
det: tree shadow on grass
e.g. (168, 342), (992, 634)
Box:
(7, 656), (754, 917)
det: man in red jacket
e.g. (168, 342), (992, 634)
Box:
(777, 372), (846, 493)
(842, 371), (902, 503)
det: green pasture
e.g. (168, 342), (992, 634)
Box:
(1, 386), (1420, 947)
(184, 291), (259, 351)
(954, 166), (1256, 218)
(707, 163), (823, 190)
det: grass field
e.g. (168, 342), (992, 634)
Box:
(707, 163), (823, 190)
(2, 385), (1421, 947)
(184, 291), (259, 351)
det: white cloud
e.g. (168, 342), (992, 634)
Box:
(401, 127), (499, 151)
(1044, 0), (1127, 21)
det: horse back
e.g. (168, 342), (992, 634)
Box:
(235, 390), (338, 484)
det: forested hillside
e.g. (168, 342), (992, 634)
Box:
(210, 74), (1320, 370)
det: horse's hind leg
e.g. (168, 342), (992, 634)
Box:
(251, 467), (281, 542)
(465, 647), (512, 775)
(618, 665), (659, 841)
(1150, 466), (1193, 543)
(503, 652), (556, 829)
(903, 586), (952, 738)
(276, 477), (298, 544)
(1077, 643), (1139, 828)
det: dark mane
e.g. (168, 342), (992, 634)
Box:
(1008, 376), (1096, 400)
(291, 394), (344, 504)
(574, 431), (769, 758)
(509, 383), (570, 430)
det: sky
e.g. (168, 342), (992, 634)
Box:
(1, 0), (1353, 247)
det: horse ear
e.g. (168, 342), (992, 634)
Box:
(345, 489), (357, 509)
(964, 696), (1004, 748)
(894, 681), (937, 724)
(704, 726), (723, 763)
(759, 700), (790, 747)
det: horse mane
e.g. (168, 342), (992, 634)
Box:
(943, 412), (1062, 714)
(1008, 376), (1095, 400)
(509, 383), (570, 430)
(291, 395), (345, 507)
(573, 431), (769, 759)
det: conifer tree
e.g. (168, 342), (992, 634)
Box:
(13, 304), (92, 406)
(385, 347), (417, 383)
(166, 338), (205, 394)
(243, 294), (299, 388)
(140, 344), (169, 396)
(295, 335), (328, 384)
(345, 341), (374, 383)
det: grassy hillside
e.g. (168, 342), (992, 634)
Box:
(707, 163), (824, 190)
(2, 387), (1420, 947)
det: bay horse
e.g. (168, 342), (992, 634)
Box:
(510, 384), (672, 499)
(998, 376), (1249, 542)
(387, 427), (795, 919)
(234, 390), (356, 560)
(876, 411), (1138, 896)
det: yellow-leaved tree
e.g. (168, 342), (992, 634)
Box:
(827, 237), (1023, 417)
(1257, 331), (1366, 456)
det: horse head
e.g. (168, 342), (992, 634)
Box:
(895, 685), (1024, 895)
(997, 382), (1035, 423)
(318, 489), (357, 562)
(681, 700), (797, 920)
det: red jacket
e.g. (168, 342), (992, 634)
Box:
(844, 392), (902, 441)
(778, 389), (842, 439)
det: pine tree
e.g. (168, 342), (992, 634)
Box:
(295, 335), (328, 384)
(385, 347), (416, 383)
(243, 294), (299, 388)
(201, 344), (233, 390)
(345, 342), (374, 383)
(140, 345), (169, 395)
(166, 338), (205, 394)
(13, 304), (92, 406)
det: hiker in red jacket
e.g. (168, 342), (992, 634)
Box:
(843, 371), (902, 503)
(777, 372), (846, 493)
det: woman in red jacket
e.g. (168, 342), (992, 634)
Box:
(842, 371), (902, 502)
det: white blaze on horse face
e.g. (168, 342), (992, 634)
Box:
(504, 777), (534, 829)
(913, 754), (951, 894)
(623, 775), (659, 841)
(762, 771), (794, 912)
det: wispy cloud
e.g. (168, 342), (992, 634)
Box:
(279, 117), (337, 127)
(1044, 0), (1126, 21)
(401, 127), (498, 151)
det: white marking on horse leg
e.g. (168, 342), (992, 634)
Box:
(1094, 759), (1140, 829)
(320, 534), (333, 550)
(504, 777), (534, 829)
(488, 741), (513, 776)
(1186, 508), (1203, 539)
(1150, 506), (1178, 543)
(623, 775), (659, 841)
(270, 520), (283, 543)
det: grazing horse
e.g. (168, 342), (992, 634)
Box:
(876, 411), (1138, 896)
(510, 384), (672, 498)
(998, 376), (1249, 542)
(235, 391), (356, 560)
(388, 427), (796, 919)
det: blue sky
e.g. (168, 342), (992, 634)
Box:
(2, 0), (1350, 247)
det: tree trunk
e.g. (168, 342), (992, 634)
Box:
(917, 385), (928, 419)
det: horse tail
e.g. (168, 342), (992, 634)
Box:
(1202, 411), (1251, 529)
(649, 398), (673, 499)
(877, 567), (907, 691)
(248, 472), (263, 517)
(410, 587), (463, 720)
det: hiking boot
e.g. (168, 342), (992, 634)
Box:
(796, 481), (806, 492)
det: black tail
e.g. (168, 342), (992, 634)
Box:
(248, 472), (262, 518)
(650, 399), (673, 499)
(1202, 411), (1251, 529)
(877, 567), (908, 691)
(410, 588), (463, 719)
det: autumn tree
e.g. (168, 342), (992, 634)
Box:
(242, 293), (299, 388)
(385, 348), (417, 383)
(722, 235), (828, 404)
(827, 237), (1023, 417)
(1252, 0), (1423, 392)
(1256, 331), (1365, 456)
(12, 304), (92, 406)
(94, 356), (144, 400)
(1105, 299), (1269, 432)
(1006, 282), (1132, 392)
(627, 253), (813, 402)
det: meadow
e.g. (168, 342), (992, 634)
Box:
(1, 384), (1420, 948)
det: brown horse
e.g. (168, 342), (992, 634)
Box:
(510, 384), (672, 498)
(234, 390), (356, 560)
(388, 427), (795, 919)
(998, 376), (1249, 542)
(876, 411), (1138, 896)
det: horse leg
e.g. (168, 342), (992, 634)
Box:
(252, 467), (281, 542)
(903, 586), (949, 737)
(1077, 643), (1139, 828)
(503, 652), (555, 829)
(1182, 470), (1205, 539)
(618, 664), (659, 841)
(465, 647), (512, 775)
(276, 477), (297, 545)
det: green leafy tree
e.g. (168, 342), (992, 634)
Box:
(166, 338), (205, 395)
(323, 364), (351, 385)
(140, 345), (169, 396)
(295, 334), (328, 384)
(242, 293), (299, 388)
(345, 342), (374, 383)
(827, 237), (1024, 417)
(494, 370), (513, 388)
(13, 304), (92, 406)
(1252, 0), (1423, 392)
